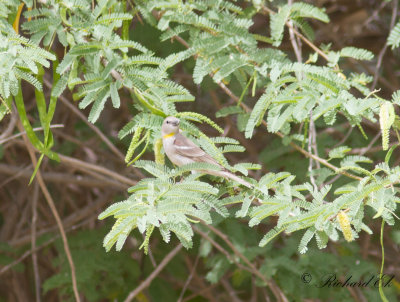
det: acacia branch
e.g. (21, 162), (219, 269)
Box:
(166, 24), (362, 181)
(217, 82), (362, 181)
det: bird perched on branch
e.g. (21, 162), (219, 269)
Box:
(161, 116), (252, 188)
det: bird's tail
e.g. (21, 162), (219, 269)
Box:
(220, 171), (253, 188)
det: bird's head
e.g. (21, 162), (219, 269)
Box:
(162, 116), (180, 138)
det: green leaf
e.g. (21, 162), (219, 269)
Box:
(110, 82), (120, 108)
(340, 47), (374, 61)
(270, 5), (291, 46)
(387, 22), (400, 49)
(328, 146), (351, 159)
(385, 144), (399, 165)
(29, 153), (44, 184)
(14, 82), (44, 151)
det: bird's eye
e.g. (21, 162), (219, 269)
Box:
(166, 121), (169, 124)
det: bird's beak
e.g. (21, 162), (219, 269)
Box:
(172, 120), (180, 126)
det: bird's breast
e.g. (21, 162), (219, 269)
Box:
(163, 136), (194, 166)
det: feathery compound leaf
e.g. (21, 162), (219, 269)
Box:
(245, 90), (273, 138)
(177, 112), (224, 133)
(328, 146), (351, 159)
(388, 22), (400, 49)
(56, 53), (75, 74)
(69, 42), (103, 55)
(110, 82), (120, 108)
(270, 5), (291, 46)
(87, 88), (110, 123)
(14, 69), (42, 90)
(291, 2), (329, 23)
(134, 160), (169, 178)
(119, 113), (163, 139)
(298, 228), (316, 254)
(127, 55), (163, 66)
(340, 47), (374, 61)
(220, 145), (245, 153)
(125, 127), (144, 163)
(392, 90), (400, 105)
(193, 57), (211, 84)
(210, 137), (240, 145)
(215, 106), (243, 118)
(51, 73), (69, 98)
(259, 226), (287, 247)
(315, 231), (329, 249)
(212, 55), (248, 83)
(95, 13), (132, 25)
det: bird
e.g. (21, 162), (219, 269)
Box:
(161, 116), (252, 188)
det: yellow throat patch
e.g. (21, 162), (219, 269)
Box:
(163, 132), (175, 139)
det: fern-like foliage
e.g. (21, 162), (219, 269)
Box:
(387, 21), (400, 49)
(270, 3), (329, 47)
(95, 0), (400, 253)
(99, 161), (230, 251)
(0, 29), (55, 100)
(247, 157), (398, 250)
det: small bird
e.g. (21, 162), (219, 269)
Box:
(161, 116), (252, 188)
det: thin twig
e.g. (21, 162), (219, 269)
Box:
(372, 0), (398, 90)
(308, 112), (318, 191)
(360, 131), (382, 157)
(0, 110), (18, 140)
(333, 126), (353, 148)
(0, 162), (128, 190)
(0, 124), (64, 144)
(287, 0), (302, 63)
(124, 244), (183, 302)
(7, 140), (135, 187)
(177, 254), (200, 302)
(221, 278), (243, 302)
(193, 227), (234, 261)
(182, 283), (220, 302)
(58, 154), (136, 186)
(18, 121), (81, 302)
(10, 195), (110, 247)
(310, 122), (320, 170)
(31, 182), (41, 302)
(0, 163), (32, 189)
(0, 236), (58, 275)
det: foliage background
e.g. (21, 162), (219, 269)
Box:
(1, 0), (400, 301)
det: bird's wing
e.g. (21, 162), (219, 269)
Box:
(174, 133), (219, 165)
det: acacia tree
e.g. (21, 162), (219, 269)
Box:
(1, 0), (400, 301)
